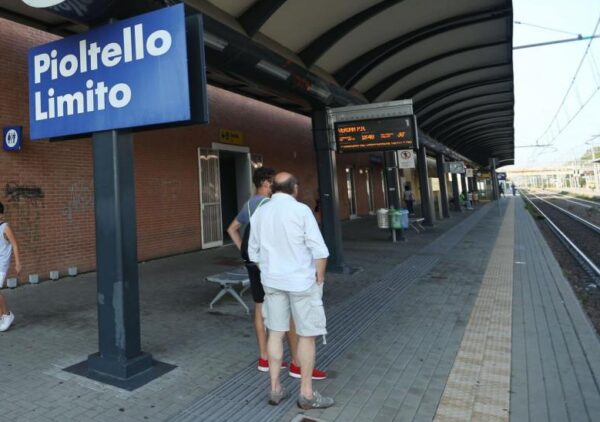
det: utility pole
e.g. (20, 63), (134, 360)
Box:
(587, 135), (600, 192)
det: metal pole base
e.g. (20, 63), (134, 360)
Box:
(65, 353), (176, 391)
(391, 228), (406, 242)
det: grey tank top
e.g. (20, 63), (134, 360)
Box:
(0, 223), (12, 270)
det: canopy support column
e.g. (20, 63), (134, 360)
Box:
(417, 145), (434, 226)
(312, 110), (349, 273)
(436, 153), (450, 218)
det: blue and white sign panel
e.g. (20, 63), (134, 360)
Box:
(3, 126), (22, 151)
(28, 4), (190, 140)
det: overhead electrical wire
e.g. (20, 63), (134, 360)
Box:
(524, 14), (600, 164)
(514, 20), (582, 36)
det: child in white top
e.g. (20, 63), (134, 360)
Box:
(0, 202), (21, 332)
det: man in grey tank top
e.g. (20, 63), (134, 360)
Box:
(0, 202), (22, 332)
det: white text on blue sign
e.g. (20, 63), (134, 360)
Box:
(28, 4), (190, 139)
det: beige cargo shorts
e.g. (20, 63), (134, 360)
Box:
(262, 282), (327, 337)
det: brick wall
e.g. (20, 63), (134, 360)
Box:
(0, 18), (385, 284)
(0, 22), (96, 280)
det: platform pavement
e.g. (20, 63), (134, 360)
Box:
(2, 197), (599, 421)
(0, 204), (477, 422)
(277, 203), (508, 422)
(510, 197), (600, 421)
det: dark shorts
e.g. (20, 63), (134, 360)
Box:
(245, 262), (265, 303)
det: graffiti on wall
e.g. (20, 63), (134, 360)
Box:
(62, 181), (94, 221)
(5, 183), (44, 202)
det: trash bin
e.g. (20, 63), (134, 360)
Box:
(389, 207), (403, 229)
(399, 208), (409, 229)
(376, 208), (389, 229)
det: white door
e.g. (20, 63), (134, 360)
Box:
(345, 166), (358, 218)
(365, 168), (375, 214)
(198, 148), (223, 248)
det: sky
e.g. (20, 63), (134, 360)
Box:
(511, 0), (600, 169)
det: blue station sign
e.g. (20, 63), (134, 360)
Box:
(28, 4), (190, 139)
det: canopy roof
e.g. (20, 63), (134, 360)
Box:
(1, 0), (514, 165)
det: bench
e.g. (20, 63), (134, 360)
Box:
(205, 267), (250, 314)
(409, 217), (426, 233)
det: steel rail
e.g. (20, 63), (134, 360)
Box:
(526, 191), (600, 235)
(521, 191), (600, 279)
(530, 188), (595, 209)
(552, 192), (600, 207)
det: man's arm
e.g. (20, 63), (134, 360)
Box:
(315, 258), (327, 285)
(247, 215), (260, 264)
(226, 219), (243, 250)
(303, 206), (329, 284)
(5, 225), (21, 274)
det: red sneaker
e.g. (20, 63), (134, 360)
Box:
(288, 363), (328, 380)
(257, 358), (288, 372)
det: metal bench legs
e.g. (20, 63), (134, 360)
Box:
(209, 284), (250, 315)
(409, 218), (426, 233)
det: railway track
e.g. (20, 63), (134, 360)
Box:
(521, 190), (600, 285)
(530, 189), (600, 210)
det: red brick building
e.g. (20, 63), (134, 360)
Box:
(0, 18), (387, 283)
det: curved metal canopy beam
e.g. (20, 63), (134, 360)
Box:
(414, 77), (512, 114)
(390, 62), (510, 102)
(421, 102), (514, 138)
(420, 95), (513, 127)
(426, 102), (513, 133)
(335, 6), (511, 88)
(451, 126), (514, 143)
(461, 137), (514, 156)
(365, 43), (507, 100)
(436, 115), (514, 140)
(465, 148), (513, 165)
(428, 112), (514, 140)
(432, 109), (514, 135)
(461, 143), (514, 161)
(452, 121), (512, 150)
(420, 93), (513, 128)
(448, 141), (513, 161)
(446, 129), (513, 150)
(447, 122), (513, 142)
(452, 135), (514, 153)
(239, 0), (289, 37)
(299, 0), (406, 66)
(446, 128), (514, 146)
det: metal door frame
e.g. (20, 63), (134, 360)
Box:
(198, 148), (223, 248)
(365, 167), (375, 214)
(345, 165), (358, 218)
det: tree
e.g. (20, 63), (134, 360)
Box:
(580, 146), (600, 162)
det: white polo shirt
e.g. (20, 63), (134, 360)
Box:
(248, 192), (329, 292)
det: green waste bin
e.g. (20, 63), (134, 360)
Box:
(389, 207), (409, 230)
(388, 207), (402, 229)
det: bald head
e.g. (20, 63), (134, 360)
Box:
(272, 172), (298, 196)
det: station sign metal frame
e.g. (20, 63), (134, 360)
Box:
(327, 100), (418, 154)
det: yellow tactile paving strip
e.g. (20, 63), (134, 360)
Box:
(434, 201), (515, 422)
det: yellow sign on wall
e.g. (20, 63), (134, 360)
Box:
(220, 129), (245, 145)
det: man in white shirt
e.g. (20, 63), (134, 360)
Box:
(249, 172), (334, 410)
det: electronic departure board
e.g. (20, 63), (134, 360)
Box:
(335, 116), (416, 153)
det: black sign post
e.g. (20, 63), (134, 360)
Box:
(34, 9), (209, 390)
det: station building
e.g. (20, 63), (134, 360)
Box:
(2, 17), (387, 279)
(0, 0), (513, 284)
